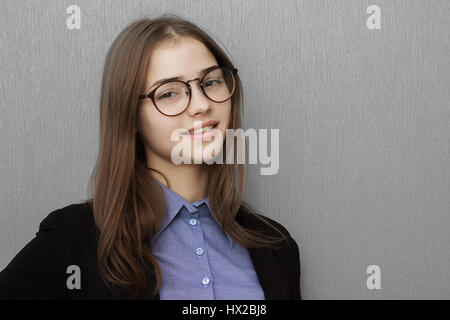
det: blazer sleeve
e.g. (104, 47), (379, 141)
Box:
(290, 236), (302, 300)
(0, 209), (68, 299)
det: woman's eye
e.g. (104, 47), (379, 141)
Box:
(204, 78), (223, 87)
(158, 91), (177, 100)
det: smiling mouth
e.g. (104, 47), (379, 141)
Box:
(185, 122), (219, 135)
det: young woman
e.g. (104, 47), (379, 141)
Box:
(0, 14), (301, 300)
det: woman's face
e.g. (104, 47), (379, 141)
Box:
(137, 37), (231, 165)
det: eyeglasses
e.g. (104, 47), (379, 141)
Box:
(138, 66), (238, 116)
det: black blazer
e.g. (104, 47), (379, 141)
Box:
(0, 202), (301, 300)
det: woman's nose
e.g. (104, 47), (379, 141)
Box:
(186, 80), (210, 114)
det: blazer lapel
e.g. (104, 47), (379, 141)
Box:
(137, 256), (160, 300)
(247, 246), (287, 300)
(237, 210), (288, 300)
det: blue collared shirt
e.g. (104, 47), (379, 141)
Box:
(150, 181), (265, 300)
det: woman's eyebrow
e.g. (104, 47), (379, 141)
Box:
(148, 65), (219, 91)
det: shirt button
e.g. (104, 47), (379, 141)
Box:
(202, 277), (210, 285)
(189, 218), (197, 226)
(196, 247), (204, 255)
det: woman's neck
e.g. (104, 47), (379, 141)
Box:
(147, 153), (212, 203)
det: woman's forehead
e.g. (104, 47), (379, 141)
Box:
(146, 38), (218, 86)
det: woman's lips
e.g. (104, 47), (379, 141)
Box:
(186, 120), (219, 134)
(184, 123), (219, 140)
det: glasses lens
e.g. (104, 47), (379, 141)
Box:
(154, 82), (189, 115)
(202, 67), (236, 102)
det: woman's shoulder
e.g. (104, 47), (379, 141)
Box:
(38, 201), (95, 237)
(237, 202), (301, 254)
(41, 200), (93, 220)
(237, 202), (293, 239)
(0, 201), (96, 299)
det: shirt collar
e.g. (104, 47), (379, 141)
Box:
(150, 180), (234, 249)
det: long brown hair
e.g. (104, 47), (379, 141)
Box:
(85, 14), (288, 299)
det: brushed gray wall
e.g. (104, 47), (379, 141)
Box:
(0, 0), (449, 299)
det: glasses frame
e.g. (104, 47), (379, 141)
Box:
(138, 66), (238, 117)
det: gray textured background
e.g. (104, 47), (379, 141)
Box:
(1, 0), (449, 299)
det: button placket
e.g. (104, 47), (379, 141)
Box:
(188, 210), (213, 290)
(187, 210), (199, 227)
